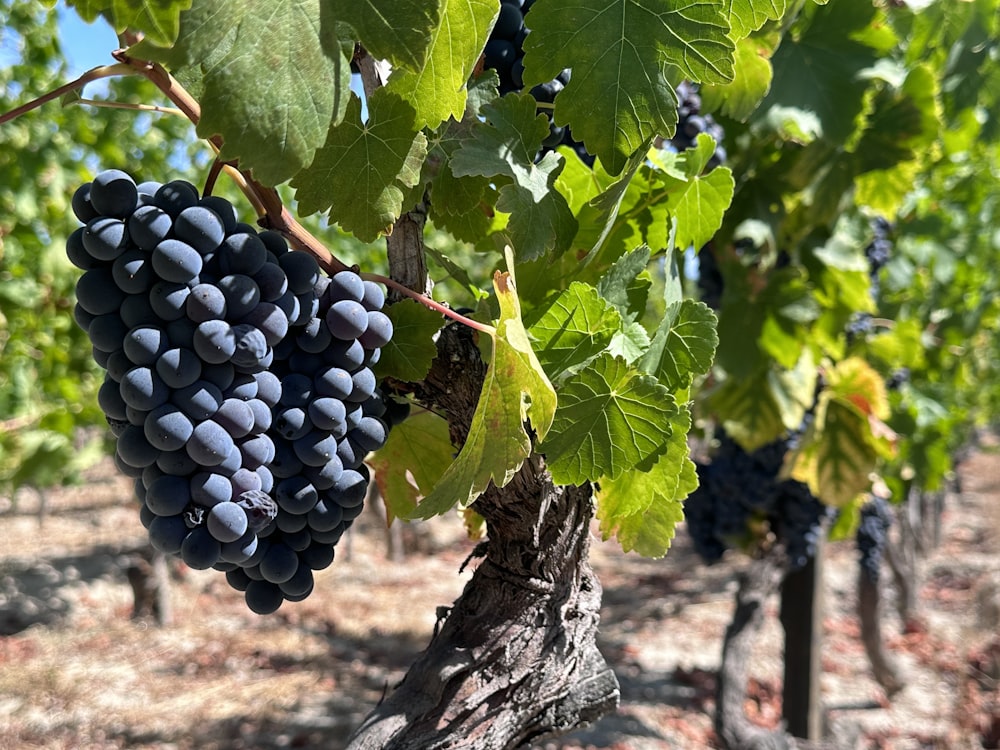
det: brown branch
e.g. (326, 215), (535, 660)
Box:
(0, 63), (133, 125)
(104, 50), (349, 274)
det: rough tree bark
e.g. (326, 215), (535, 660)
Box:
(346, 54), (619, 743)
(884, 491), (921, 625)
(346, 323), (620, 749)
(857, 569), (904, 697)
(126, 547), (172, 625)
(715, 547), (794, 750)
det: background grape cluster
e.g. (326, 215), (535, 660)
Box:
(67, 169), (404, 614)
(856, 495), (893, 584)
(482, 1), (728, 172)
(685, 431), (834, 570)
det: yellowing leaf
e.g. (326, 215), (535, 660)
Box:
(413, 258), (556, 518)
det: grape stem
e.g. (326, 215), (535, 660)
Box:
(361, 272), (496, 336)
(0, 48), (351, 276)
(72, 99), (186, 117)
(104, 50), (352, 275)
(0, 63), (133, 125)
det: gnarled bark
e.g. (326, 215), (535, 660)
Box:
(857, 569), (904, 697)
(716, 548), (793, 750)
(347, 323), (619, 749)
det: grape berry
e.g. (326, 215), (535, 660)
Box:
(69, 169), (406, 614)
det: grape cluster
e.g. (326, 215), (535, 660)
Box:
(671, 81), (727, 168)
(481, 0), (593, 165)
(695, 244), (724, 310)
(886, 367), (910, 391)
(856, 496), (892, 584)
(845, 311), (875, 344)
(68, 169), (402, 614)
(685, 431), (833, 570)
(865, 216), (893, 299)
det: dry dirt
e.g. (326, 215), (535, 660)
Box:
(0, 443), (997, 750)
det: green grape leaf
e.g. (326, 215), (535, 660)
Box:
(522, 0), (734, 174)
(756, 0), (881, 143)
(450, 95), (577, 259)
(639, 299), (718, 391)
(596, 245), (652, 323)
(67, 0), (191, 46)
(374, 299), (444, 382)
(496, 173), (579, 261)
(331, 0), (441, 70)
(609, 321), (652, 363)
(666, 136), (735, 249)
(709, 354), (814, 451)
(385, 0), (498, 129)
(540, 354), (675, 485)
(701, 36), (775, 121)
(726, 0), (788, 40)
(172, 0), (355, 187)
(756, 270), (820, 368)
(369, 410), (455, 523)
(450, 94), (549, 199)
(581, 144), (655, 258)
(129, 0), (240, 66)
(595, 407), (696, 556)
(292, 91), (428, 241)
(528, 282), (623, 380)
(414, 266), (556, 518)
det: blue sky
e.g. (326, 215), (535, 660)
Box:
(57, 5), (121, 77)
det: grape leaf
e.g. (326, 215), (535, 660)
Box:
(701, 36), (775, 121)
(595, 407), (696, 556)
(528, 282), (623, 380)
(369, 410), (454, 523)
(292, 90), (428, 241)
(639, 299), (718, 391)
(785, 395), (878, 507)
(161, 0), (354, 187)
(756, 0), (882, 143)
(67, 0), (191, 46)
(540, 354), (675, 485)
(725, 0), (787, 41)
(608, 321), (651, 363)
(450, 95), (577, 260)
(385, 0), (498, 129)
(580, 144), (655, 258)
(130, 0), (240, 67)
(331, 0), (441, 70)
(825, 356), (890, 422)
(596, 245), (652, 323)
(522, 0), (734, 174)
(450, 94), (549, 200)
(665, 135), (735, 249)
(413, 265), (556, 518)
(496, 176), (579, 261)
(374, 299), (444, 382)
(708, 354), (814, 451)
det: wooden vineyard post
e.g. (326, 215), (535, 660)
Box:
(779, 538), (825, 740)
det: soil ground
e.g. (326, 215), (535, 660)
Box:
(0, 442), (997, 750)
